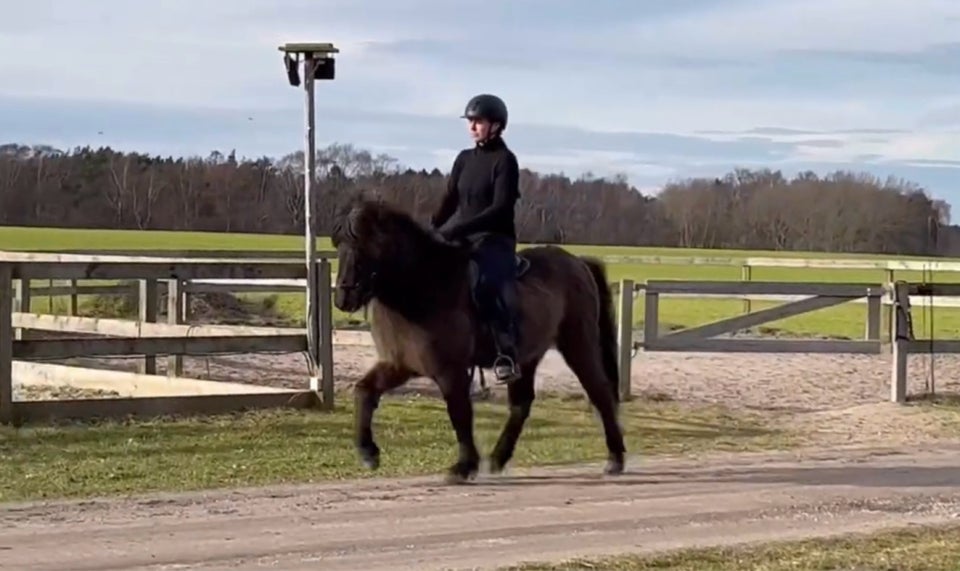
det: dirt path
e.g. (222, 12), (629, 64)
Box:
(4, 444), (960, 571)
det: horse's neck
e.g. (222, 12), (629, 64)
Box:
(373, 247), (468, 323)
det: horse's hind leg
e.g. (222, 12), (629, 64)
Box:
(488, 356), (542, 474)
(556, 330), (626, 475)
(355, 361), (413, 470)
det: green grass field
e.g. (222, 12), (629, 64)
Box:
(5, 225), (960, 339)
(506, 523), (960, 571)
(0, 394), (792, 502)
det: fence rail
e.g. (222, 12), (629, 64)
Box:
(889, 282), (960, 403)
(3, 248), (958, 425)
(0, 254), (335, 425)
(640, 280), (883, 355)
(10, 248), (960, 318)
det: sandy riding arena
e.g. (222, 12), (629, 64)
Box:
(58, 340), (960, 447)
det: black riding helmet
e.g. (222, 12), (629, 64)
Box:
(461, 93), (508, 130)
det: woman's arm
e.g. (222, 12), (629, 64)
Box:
(438, 152), (519, 241)
(431, 151), (465, 229)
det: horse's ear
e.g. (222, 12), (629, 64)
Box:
(345, 189), (366, 206)
(352, 187), (382, 205)
(347, 200), (364, 227)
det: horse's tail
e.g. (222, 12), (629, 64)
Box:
(582, 256), (623, 403)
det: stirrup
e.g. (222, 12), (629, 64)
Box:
(493, 354), (521, 384)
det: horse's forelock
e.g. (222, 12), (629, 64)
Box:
(335, 197), (452, 268)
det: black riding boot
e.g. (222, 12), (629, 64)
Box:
(492, 282), (522, 384)
(467, 233), (522, 384)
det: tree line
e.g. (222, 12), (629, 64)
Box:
(0, 141), (955, 256)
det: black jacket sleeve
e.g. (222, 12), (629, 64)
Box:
(439, 152), (519, 240)
(430, 151), (465, 229)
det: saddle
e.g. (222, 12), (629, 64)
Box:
(466, 255), (530, 297)
(465, 254), (529, 328)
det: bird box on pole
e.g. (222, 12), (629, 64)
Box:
(277, 42), (339, 409)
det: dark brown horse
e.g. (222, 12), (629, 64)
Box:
(331, 196), (626, 483)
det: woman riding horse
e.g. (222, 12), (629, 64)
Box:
(431, 93), (522, 384)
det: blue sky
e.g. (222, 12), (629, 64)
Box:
(2, 0), (960, 210)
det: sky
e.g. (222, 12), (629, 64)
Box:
(2, 0), (960, 209)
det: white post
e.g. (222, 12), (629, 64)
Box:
(616, 279), (634, 401)
(279, 42), (338, 405)
(889, 281), (910, 403)
(303, 56), (322, 395)
(166, 279), (185, 377)
(0, 263), (13, 425)
(138, 279), (158, 375)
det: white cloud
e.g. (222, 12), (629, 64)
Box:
(1, 0), (959, 205)
(622, 0), (960, 56)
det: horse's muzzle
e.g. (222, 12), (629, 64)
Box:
(334, 284), (364, 313)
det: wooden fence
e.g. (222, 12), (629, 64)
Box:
(0, 251), (338, 425)
(888, 281), (960, 403)
(3, 248), (958, 424)
(12, 249), (960, 333)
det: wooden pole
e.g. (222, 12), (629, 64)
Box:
(616, 279), (634, 401)
(741, 264), (752, 314)
(890, 281), (911, 403)
(138, 279), (158, 375)
(69, 279), (78, 316)
(279, 42), (338, 402)
(166, 279), (184, 377)
(865, 286), (881, 341)
(13, 278), (30, 340)
(303, 55), (322, 393)
(319, 259), (334, 408)
(0, 264), (13, 425)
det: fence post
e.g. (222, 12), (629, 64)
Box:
(643, 285), (659, 349)
(0, 263), (13, 425)
(166, 279), (184, 377)
(884, 269), (895, 342)
(13, 278), (30, 340)
(889, 281), (910, 403)
(616, 279), (634, 401)
(68, 279), (78, 316)
(138, 279), (158, 375)
(865, 286), (881, 341)
(318, 259), (335, 409)
(741, 264), (752, 314)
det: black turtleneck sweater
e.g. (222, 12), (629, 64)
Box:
(431, 136), (520, 241)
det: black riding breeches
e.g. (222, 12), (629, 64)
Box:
(468, 233), (520, 352)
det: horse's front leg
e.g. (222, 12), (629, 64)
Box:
(355, 362), (412, 470)
(435, 368), (480, 484)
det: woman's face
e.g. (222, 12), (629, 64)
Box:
(467, 117), (499, 143)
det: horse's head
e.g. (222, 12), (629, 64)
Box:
(331, 193), (463, 313)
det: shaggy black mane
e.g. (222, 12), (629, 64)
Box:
(332, 194), (464, 264)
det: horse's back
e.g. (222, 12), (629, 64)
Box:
(518, 245), (597, 291)
(513, 245), (603, 348)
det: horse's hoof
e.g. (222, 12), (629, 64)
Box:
(487, 458), (506, 475)
(446, 461), (479, 484)
(604, 456), (625, 475)
(444, 472), (471, 485)
(358, 446), (380, 470)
